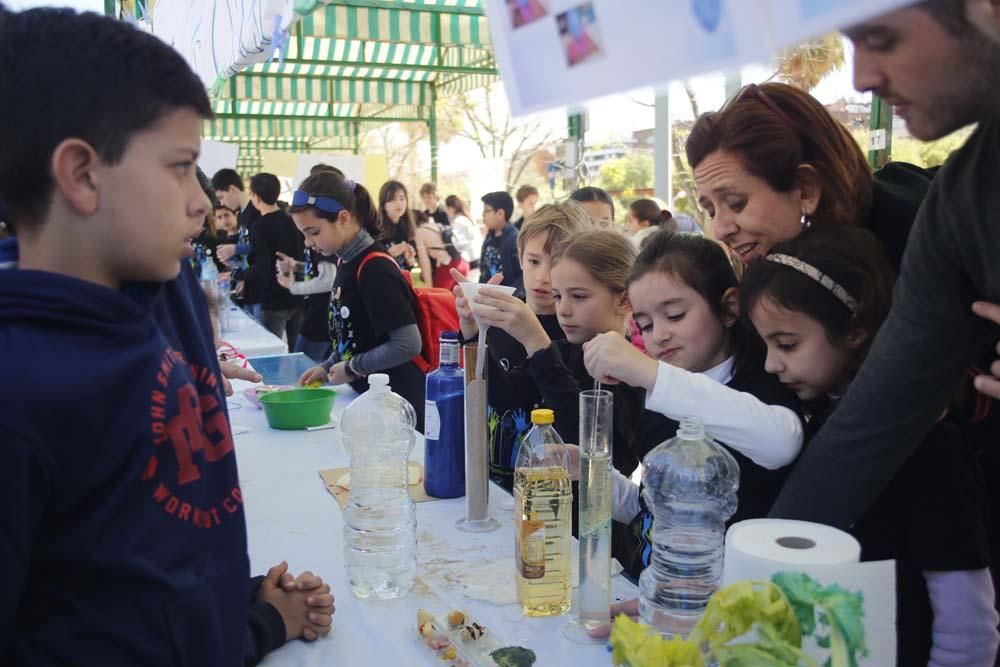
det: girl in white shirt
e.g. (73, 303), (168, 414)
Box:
(580, 230), (804, 579)
(445, 194), (482, 269)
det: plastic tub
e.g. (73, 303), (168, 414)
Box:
(259, 388), (337, 429)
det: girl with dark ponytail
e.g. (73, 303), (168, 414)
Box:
(626, 198), (677, 250)
(290, 171), (426, 430)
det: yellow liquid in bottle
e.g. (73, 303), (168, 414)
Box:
(513, 465), (573, 617)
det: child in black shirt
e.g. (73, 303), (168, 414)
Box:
(478, 191), (523, 293)
(453, 202), (593, 490)
(293, 173), (426, 431)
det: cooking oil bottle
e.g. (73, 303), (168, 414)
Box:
(513, 409), (572, 616)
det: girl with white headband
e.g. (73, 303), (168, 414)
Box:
(742, 224), (997, 667)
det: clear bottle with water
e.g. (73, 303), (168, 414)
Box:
(638, 416), (739, 636)
(341, 374), (418, 600)
(199, 254), (219, 298)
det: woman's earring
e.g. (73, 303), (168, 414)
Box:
(800, 213), (812, 229)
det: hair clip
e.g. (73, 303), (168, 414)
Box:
(343, 178), (357, 192)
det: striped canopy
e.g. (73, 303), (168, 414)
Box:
(193, 0), (498, 161)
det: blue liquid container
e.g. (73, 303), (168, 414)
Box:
(424, 332), (466, 498)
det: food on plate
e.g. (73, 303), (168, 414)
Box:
(439, 646), (457, 661)
(417, 609), (434, 627)
(490, 646), (536, 667)
(419, 621), (435, 639)
(459, 622), (486, 641)
(447, 610), (466, 628)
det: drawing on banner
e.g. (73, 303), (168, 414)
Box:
(692, 0), (723, 33)
(507, 0), (548, 29)
(556, 3), (603, 68)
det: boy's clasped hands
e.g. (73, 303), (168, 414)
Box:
(259, 561), (336, 642)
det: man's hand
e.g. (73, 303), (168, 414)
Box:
(972, 301), (1000, 400)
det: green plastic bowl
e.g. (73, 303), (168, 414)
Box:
(259, 388), (337, 430)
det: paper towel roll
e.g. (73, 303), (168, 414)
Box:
(723, 518), (861, 585)
(723, 519), (896, 665)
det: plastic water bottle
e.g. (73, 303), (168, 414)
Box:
(216, 276), (233, 333)
(199, 256), (219, 298)
(514, 409), (572, 617)
(341, 374), (418, 600)
(638, 416), (739, 637)
(303, 249), (314, 281)
(424, 332), (465, 498)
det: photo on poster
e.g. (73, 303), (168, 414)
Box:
(691, 0), (723, 33)
(507, 0), (548, 29)
(798, 0), (832, 20)
(556, 2), (602, 68)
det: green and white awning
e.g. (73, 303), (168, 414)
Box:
(150, 0), (498, 158)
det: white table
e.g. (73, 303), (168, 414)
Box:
(220, 301), (288, 358)
(229, 377), (638, 666)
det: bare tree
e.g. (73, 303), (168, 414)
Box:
(362, 122), (428, 185)
(442, 83), (556, 191)
(632, 84), (707, 228)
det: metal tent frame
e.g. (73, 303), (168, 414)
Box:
(201, 0), (498, 178)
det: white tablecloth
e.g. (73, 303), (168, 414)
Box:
(229, 376), (638, 666)
(220, 302), (288, 358)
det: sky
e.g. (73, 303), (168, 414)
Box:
(9, 1), (866, 156)
(6, 0), (102, 9)
(565, 42), (864, 143)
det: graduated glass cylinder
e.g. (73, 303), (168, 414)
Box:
(563, 389), (613, 642)
(456, 342), (500, 532)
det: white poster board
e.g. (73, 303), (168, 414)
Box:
(294, 155), (366, 188)
(484, 0), (913, 116)
(198, 140), (240, 179)
(466, 157), (506, 222)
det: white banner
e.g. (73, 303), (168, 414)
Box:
(485, 0), (914, 116)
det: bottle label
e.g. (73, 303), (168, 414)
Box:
(516, 516), (546, 579)
(424, 400), (441, 440)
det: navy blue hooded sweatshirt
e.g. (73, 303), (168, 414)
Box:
(0, 239), (252, 665)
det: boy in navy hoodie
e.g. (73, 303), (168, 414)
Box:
(0, 6), (332, 665)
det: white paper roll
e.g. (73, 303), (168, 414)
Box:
(723, 519), (896, 665)
(723, 518), (861, 585)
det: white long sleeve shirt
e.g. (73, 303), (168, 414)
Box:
(287, 261), (335, 296)
(611, 356), (803, 522)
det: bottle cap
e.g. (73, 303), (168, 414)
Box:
(530, 409), (554, 425)
(368, 373), (390, 391)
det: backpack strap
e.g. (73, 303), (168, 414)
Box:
(354, 250), (424, 372)
(356, 251), (397, 281)
(355, 250), (414, 289)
